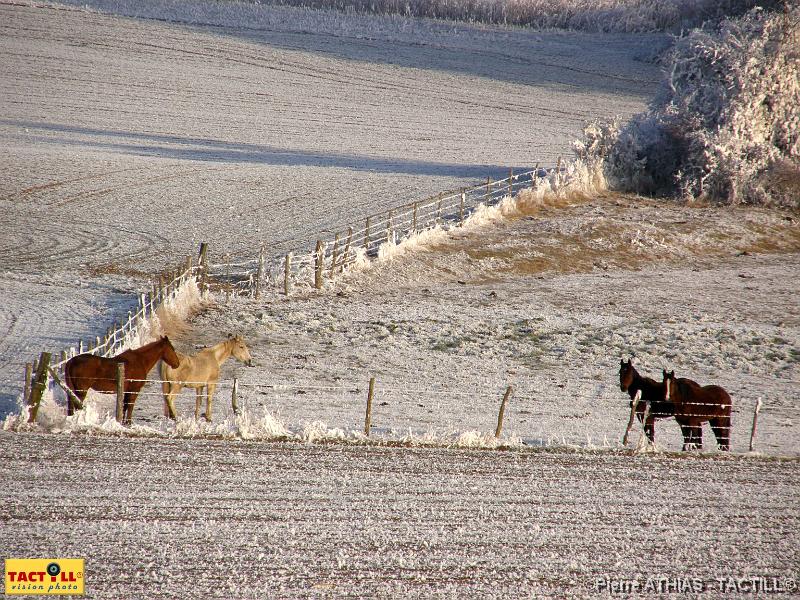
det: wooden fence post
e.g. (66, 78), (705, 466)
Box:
(459, 191), (465, 225)
(386, 210), (393, 244)
(364, 217), (371, 251)
(749, 397), (763, 452)
(198, 242), (208, 293)
(437, 194), (443, 224)
(23, 362), (33, 406)
(284, 253), (292, 296)
(331, 234), (340, 276)
(231, 378), (240, 416)
(556, 156), (562, 187)
(508, 168), (513, 196)
(364, 377), (375, 436)
(116, 362), (125, 423)
(256, 244), (265, 300)
(314, 241), (324, 289)
(225, 254), (231, 303)
(486, 176), (491, 201)
(495, 385), (513, 437)
(622, 389), (642, 446)
(342, 227), (353, 272)
(28, 352), (51, 423)
(412, 202), (418, 233)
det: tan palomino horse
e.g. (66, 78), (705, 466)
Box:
(160, 335), (252, 422)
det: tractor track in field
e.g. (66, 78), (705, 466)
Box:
(0, 433), (797, 598)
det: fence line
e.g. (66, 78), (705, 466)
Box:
(206, 167), (546, 297)
(40, 370), (796, 453)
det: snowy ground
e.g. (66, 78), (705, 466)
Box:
(2, 2), (799, 597)
(0, 0), (663, 415)
(1, 432), (798, 598)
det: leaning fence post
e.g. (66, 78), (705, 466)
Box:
(364, 377), (375, 436)
(115, 362), (125, 423)
(495, 385), (513, 438)
(28, 352), (51, 423)
(622, 389), (642, 446)
(314, 241), (324, 289)
(231, 378), (240, 416)
(23, 362), (33, 406)
(749, 397), (763, 452)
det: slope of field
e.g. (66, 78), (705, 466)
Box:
(0, 0), (663, 415)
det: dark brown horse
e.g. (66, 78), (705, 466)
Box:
(64, 337), (180, 425)
(663, 370), (732, 451)
(619, 359), (674, 443)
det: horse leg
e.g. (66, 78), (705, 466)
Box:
(195, 388), (203, 421)
(644, 415), (656, 443)
(693, 425), (703, 450)
(67, 389), (86, 417)
(123, 392), (137, 426)
(205, 382), (216, 422)
(679, 422), (694, 451)
(711, 415), (731, 451)
(163, 383), (181, 420)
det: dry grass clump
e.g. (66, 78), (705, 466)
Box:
(266, 0), (781, 32)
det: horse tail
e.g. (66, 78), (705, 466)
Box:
(64, 358), (79, 415)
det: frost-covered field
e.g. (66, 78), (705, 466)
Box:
(0, 0), (663, 414)
(2, 2), (799, 596)
(1, 432), (798, 599)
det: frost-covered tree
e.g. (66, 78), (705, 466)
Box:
(576, 4), (800, 208)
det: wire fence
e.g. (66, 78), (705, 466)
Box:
(35, 371), (798, 455)
(206, 167), (547, 297)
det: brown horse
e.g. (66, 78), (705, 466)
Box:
(64, 336), (180, 425)
(619, 359), (674, 443)
(663, 370), (732, 451)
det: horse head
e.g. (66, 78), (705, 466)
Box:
(229, 335), (253, 367)
(662, 369), (675, 401)
(619, 358), (635, 392)
(161, 336), (181, 369)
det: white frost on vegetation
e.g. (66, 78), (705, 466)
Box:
(576, 6), (800, 208)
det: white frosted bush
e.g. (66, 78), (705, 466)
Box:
(577, 5), (800, 207)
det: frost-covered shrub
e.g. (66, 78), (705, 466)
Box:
(576, 5), (800, 208)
